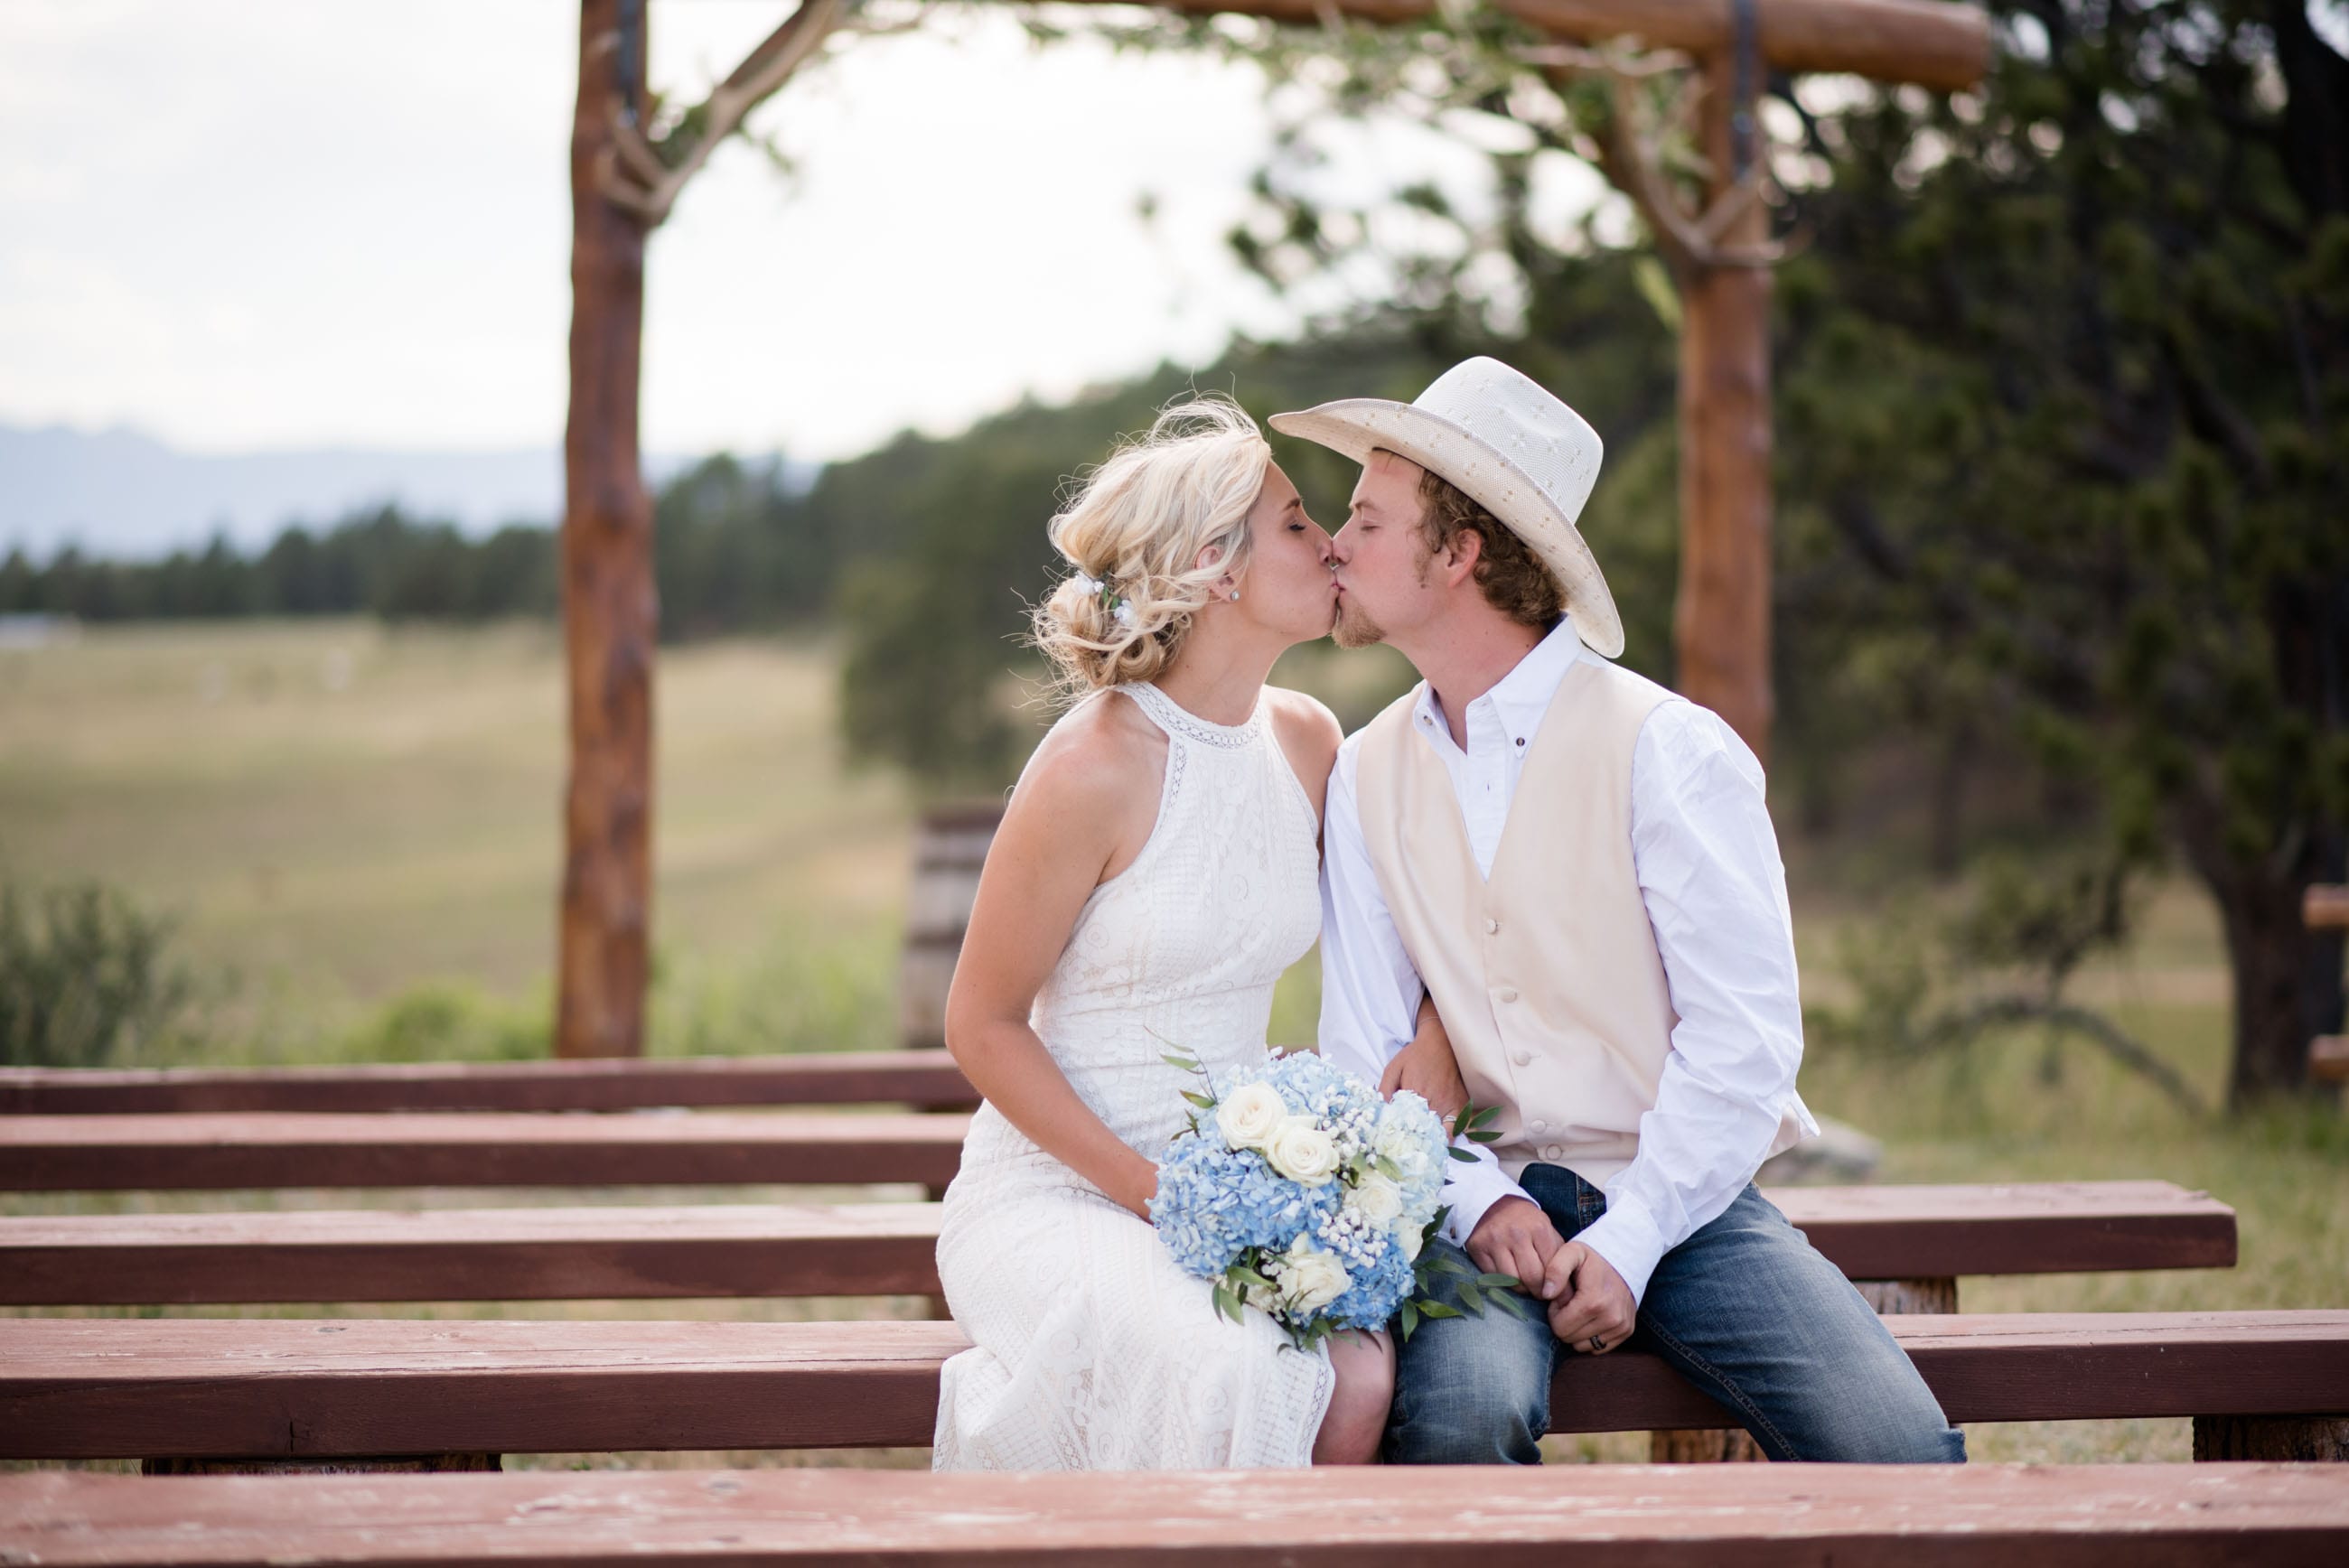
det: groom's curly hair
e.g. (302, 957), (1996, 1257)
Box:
(1413, 467), (1567, 631)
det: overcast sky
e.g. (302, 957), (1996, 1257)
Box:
(0, 1), (1485, 463)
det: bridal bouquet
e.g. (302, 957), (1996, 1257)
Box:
(1147, 1048), (1528, 1350)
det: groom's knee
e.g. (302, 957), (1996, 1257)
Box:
(1384, 1274), (1553, 1464)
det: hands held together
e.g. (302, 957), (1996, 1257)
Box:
(1464, 1196), (1634, 1355)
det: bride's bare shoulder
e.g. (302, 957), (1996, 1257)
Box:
(1263, 686), (1343, 770)
(1006, 690), (1168, 833)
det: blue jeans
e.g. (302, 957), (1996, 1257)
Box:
(1386, 1164), (1965, 1464)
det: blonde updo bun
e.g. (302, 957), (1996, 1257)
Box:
(1031, 396), (1272, 698)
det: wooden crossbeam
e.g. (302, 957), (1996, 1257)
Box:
(5, 1311), (2346, 1460)
(0, 1052), (977, 1115)
(1102, 0), (1992, 93)
(0, 1112), (969, 1191)
(0, 1181), (2236, 1305)
(12, 1463), (2349, 1567)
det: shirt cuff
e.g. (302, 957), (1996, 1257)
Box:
(1574, 1203), (1668, 1310)
(1436, 1159), (1530, 1250)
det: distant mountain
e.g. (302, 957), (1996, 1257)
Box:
(0, 425), (809, 562)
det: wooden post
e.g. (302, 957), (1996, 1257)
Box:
(2194, 1417), (2349, 1462)
(1671, 42), (1775, 763)
(557, 0), (658, 1059)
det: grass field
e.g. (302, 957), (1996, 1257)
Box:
(4, 619), (2342, 1470)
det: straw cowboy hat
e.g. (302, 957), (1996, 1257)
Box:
(1269, 356), (1624, 658)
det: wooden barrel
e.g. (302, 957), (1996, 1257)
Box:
(899, 802), (1006, 1051)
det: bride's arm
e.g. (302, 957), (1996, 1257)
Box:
(942, 712), (1165, 1219)
(1379, 994), (1469, 1121)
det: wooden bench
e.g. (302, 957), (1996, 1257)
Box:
(0, 1111), (970, 1190)
(0, 1051), (978, 1115)
(6, 1463), (2347, 1566)
(5, 1311), (2345, 1463)
(0, 1181), (2238, 1306)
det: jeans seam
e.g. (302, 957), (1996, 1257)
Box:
(1639, 1316), (1801, 1461)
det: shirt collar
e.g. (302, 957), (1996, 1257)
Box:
(1412, 613), (1587, 751)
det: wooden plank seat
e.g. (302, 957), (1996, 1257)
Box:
(0, 1051), (978, 1115)
(4, 1311), (2346, 1461)
(7, 1463), (2347, 1567)
(9, 1464), (2339, 1558)
(0, 1181), (2238, 1306)
(0, 1111), (971, 1191)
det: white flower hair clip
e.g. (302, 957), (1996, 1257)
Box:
(1068, 572), (1105, 599)
(1112, 600), (1137, 630)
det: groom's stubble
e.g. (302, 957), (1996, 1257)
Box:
(1332, 537), (1437, 650)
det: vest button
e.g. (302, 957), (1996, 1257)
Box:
(1529, 1118), (1547, 1134)
(1511, 1050), (1531, 1068)
(1496, 987), (1519, 1003)
(1542, 1143), (1565, 1162)
(1484, 918), (1500, 935)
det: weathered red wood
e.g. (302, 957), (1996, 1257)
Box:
(5, 1311), (2344, 1459)
(1058, 0), (1993, 94)
(558, 0), (656, 1059)
(0, 1203), (944, 1304)
(0, 1112), (969, 1191)
(0, 1182), (2237, 1304)
(8, 1463), (2346, 1567)
(0, 1052), (976, 1115)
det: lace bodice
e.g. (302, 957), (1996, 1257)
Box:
(956, 680), (1324, 1181)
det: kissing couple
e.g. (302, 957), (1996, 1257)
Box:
(928, 358), (1966, 1470)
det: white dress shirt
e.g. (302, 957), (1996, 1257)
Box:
(1317, 616), (1817, 1306)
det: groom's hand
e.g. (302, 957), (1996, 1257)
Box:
(1464, 1197), (1561, 1293)
(1542, 1242), (1634, 1355)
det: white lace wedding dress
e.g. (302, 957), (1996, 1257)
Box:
(931, 681), (1334, 1470)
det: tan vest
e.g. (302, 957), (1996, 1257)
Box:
(1356, 655), (1804, 1189)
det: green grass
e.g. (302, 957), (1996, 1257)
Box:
(4, 620), (2342, 1470)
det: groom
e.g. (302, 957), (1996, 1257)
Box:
(1271, 359), (1964, 1465)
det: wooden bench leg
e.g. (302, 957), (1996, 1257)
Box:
(144, 1454), (501, 1475)
(1648, 1276), (1958, 1463)
(2194, 1416), (2349, 1461)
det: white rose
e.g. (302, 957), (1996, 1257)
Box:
(1265, 1116), (1341, 1186)
(1214, 1082), (1287, 1152)
(1278, 1237), (1351, 1314)
(1395, 1219), (1425, 1263)
(1345, 1173), (1404, 1227)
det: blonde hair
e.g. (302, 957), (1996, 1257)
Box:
(1031, 396), (1271, 696)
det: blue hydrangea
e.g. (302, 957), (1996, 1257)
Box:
(1148, 1048), (1459, 1348)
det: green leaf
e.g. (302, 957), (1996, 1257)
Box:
(1416, 1301), (1462, 1321)
(1179, 1090), (1217, 1110)
(1488, 1291), (1531, 1321)
(1161, 1052), (1203, 1074)
(1476, 1273), (1522, 1291)
(1447, 1145), (1480, 1162)
(1465, 1128), (1502, 1143)
(1449, 1106), (1475, 1139)
(1465, 1105), (1501, 1129)
(1399, 1300), (1421, 1340)
(1457, 1283), (1485, 1314)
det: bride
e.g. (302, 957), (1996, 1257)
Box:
(931, 397), (1453, 1470)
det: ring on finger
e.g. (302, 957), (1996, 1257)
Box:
(1586, 1336), (1605, 1353)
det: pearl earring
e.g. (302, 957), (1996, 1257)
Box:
(1230, 590), (1240, 602)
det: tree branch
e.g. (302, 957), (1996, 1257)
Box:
(599, 0), (847, 228)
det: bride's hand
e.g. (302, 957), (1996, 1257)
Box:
(1378, 994), (1469, 1121)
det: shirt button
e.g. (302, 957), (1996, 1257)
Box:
(1496, 987), (1519, 1003)
(1484, 918), (1500, 935)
